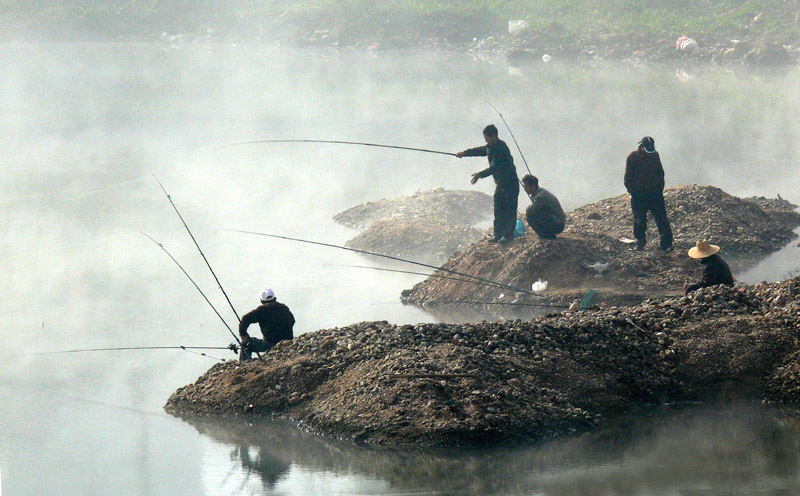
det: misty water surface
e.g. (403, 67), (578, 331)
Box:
(1, 42), (800, 495)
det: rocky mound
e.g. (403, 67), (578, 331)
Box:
(745, 194), (800, 229)
(333, 188), (492, 230)
(402, 185), (798, 306)
(166, 278), (800, 447)
(567, 185), (800, 255)
(345, 218), (484, 264)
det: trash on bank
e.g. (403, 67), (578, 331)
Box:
(508, 20), (529, 36)
(532, 279), (548, 293)
(514, 219), (526, 237)
(675, 36), (699, 54)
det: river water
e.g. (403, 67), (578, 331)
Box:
(1, 42), (800, 495)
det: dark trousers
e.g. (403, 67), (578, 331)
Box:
(528, 215), (565, 240)
(493, 184), (519, 240)
(631, 194), (673, 249)
(239, 337), (275, 361)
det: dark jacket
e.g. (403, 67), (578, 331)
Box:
(463, 139), (519, 190)
(685, 254), (734, 294)
(528, 187), (566, 226)
(239, 300), (295, 343)
(625, 149), (665, 198)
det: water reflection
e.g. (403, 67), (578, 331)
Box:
(183, 402), (800, 495)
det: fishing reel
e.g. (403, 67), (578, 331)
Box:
(227, 343), (240, 354)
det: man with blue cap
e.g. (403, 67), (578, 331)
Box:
(624, 136), (674, 252)
(238, 288), (295, 362)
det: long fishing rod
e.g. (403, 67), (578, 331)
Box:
(485, 101), (533, 177)
(215, 139), (457, 157)
(381, 300), (570, 309)
(20, 345), (232, 360)
(153, 175), (242, 323)
(224, 229), (535, 296)
(25, 345), (230, 355)
(141, 232), (241, 345)
(324, 263), (482, 284)
(324, 263), (546, 295)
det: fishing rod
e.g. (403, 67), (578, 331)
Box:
(215, 139), (457, 157)
(153, 175), (242, 323)
(20, 345), (233, 360)
(485, 101), (533, 177)
(323, 263), (547, 294)
(224, 229), (535, 296)
(432, 300), (569, 308)
(141, 232), (241, 345)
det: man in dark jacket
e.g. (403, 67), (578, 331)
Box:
(684, 240), (734, 294)
(624, 136), (673, 252)
(239, 288), (295, 361)
(522, 174), (565, 239)
(456, 124), (520, 244)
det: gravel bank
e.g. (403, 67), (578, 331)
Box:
(166, 278), (800, 447)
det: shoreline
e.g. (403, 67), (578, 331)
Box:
(3, 5), (799, 67)
(166, 278), (800, 448)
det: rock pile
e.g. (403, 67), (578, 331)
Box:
(567, 185), (800, 255)
(345, 219), (484, 264)
(333, 188), (493, 264)
(333, 188), (492, 230)
(402, 185), (799, 306)
(166, 277), (800, 447)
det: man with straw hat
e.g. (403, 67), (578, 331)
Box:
(684, 240), (734, 294)
(624, 136), (673, 252)
(238, 288), (295, 362)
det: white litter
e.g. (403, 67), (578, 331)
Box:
(532, 279), (548, 293)
(508, 20), (529, 35)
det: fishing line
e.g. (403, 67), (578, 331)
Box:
(0, 233), (136, 262)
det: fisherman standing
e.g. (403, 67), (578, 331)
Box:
(456, 124), (520, 244)
(684, 240), (734, 294)
(624, 136), (673, 252)
(521, 174), (565, 239)
(239, 288), (295, 362)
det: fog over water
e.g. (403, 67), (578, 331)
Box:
(2, 42), (800, 494)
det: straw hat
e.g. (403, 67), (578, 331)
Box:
(688, 239), (720, 259)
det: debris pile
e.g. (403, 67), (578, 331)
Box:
(402, 185), (799, 306)
(345, 219), (483, 264)
(166, 278), (800, 447)
(333, 188), (493, 263)
(566, 185), (800, 255)
(334, 188), (492, 230)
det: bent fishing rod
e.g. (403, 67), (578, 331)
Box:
(224, 229), (535, 296)
(215, 139), (457, 157)
(141, 232), (240, 345)
(485, 101), (533, 178)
